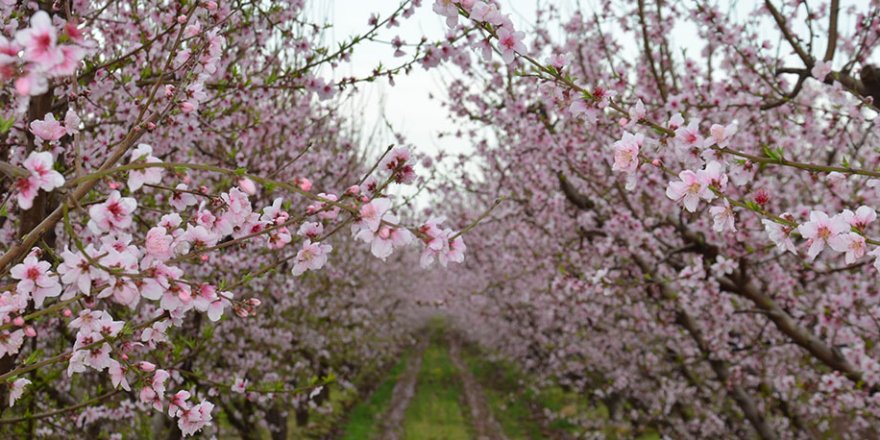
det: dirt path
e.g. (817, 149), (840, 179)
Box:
(447, 336), (508, 440)
(375, 337), (428, 440)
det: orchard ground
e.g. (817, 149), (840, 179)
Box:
(214, 319), (663, 439)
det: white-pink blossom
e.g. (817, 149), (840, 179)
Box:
(292, 240), (332, 276)
(797, 211), (850, 260)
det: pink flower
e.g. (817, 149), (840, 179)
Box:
(64, 108), (81, 135)
(706, 122), (737, 148)
(177, 401), (214, 436)
(627, 99), (646, 125)
(709, 201), (736, 233)
(231, 377), (248, 393)
(665, 170), (709, 212)
(470, 2), (503, 25)
(127, 143), (164, 192)
(108, 359), (131, 391)
(611, 133), (642, 174)
(169, 390), (191, 417)
(797, 211), (850, 260)
(380, 147), (416, 184)
(14, 71), (48, 96)
(10, 254), (62, 308)
(352, 198), (392, 236)
(16, 151), (64, 210)
(88, 191), (137, 234)
(15, 11), (63, 69)
(433, 0), (459, 27)
(696, 160), (727, 196)
(829, 232), (867, 264)
(8, 378), (30, 407)
(812, 60), (833, 80)
(838, 206), (876, 232)
(169, 184), (197, 211)
(145, 227), (174, 261)
(57, 245), (107, 296)
(0, 330), (24, 358)
(496, 26), (526, 64)
(674, 121), (703, 150)
(15, 176), (39, 210)
(291, 240), (332, 276)
(237, 177), (257, 195)
(23, 150), (64, 191)
(297, 222), (324, 239)
(30, 113), (66, 142)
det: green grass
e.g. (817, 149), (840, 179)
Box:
(339, 353), (411, 440)
(402, 336), (471, 440)
(464, 349), (548, 439)
(463, 346), (661, 440)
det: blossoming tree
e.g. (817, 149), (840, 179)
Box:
(0, 0), (480, 437)
(427, 0), (880, 438)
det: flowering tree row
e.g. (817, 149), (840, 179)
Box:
(0, 0), (489, 437)
(427, 0), (880, 438)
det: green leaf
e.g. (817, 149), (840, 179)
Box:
(0, 115), (15, 133)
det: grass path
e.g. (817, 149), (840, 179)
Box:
(447, 336), (508, 440)
(400, 333), (471, 439)
(375, 337), (429, 440)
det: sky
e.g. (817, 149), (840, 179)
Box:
(316, 0), (562, 160)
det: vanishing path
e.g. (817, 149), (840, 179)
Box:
(447, 335), (508, 440)
(375, 337), (429, 440)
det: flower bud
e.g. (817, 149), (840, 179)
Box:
(238, 177), (257, 195)
(139, 361), (157, 372)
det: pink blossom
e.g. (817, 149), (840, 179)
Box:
(627, 99), (646, 126)
(23, 150), (64, 192)
(709, 201), (736, 233)
(433, 0), (459, 27)
(237, 177), (257, 195)
(15, 11), (63, 68)
(470, 2), (503, 25)
(169, 390), (191, 417)
(674, 121), (704, 150)
(696, 160), (727, 196)
(30, 113), (66, 142)
(57, 245), (108, 296)
(838, 206), (876, 232)
(127, 143), (164, 192)
(292, 240), (332, 276)
(145, 227), (174, 261)
(828, 232), (867, 264)
(8, 378), (30, 407)
(64, 108), (81, 135)
(352, 198), (392, 236)
(380, 147), (416, 184)
(0, 330), (24, 358)
(169, 184), (198, 211)
(706, 122), (737, 148)
(177, 401), (214, 436)
(496, 26), (526, 65)
(231, 377), (248, 393)
(297, 222), (324, 239)
(665, 170), (709, 212)
(812, 60), (833, 80)
(88, 191), (137, 234)
(108, 359), (131, 391)
(797, 211), (850, 260)
(611, 132), (642, 174)
(10, 254), (62, 308)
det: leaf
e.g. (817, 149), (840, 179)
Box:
(0, 115), (14, 133)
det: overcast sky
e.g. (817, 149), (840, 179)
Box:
(318, 0), (570, 160)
